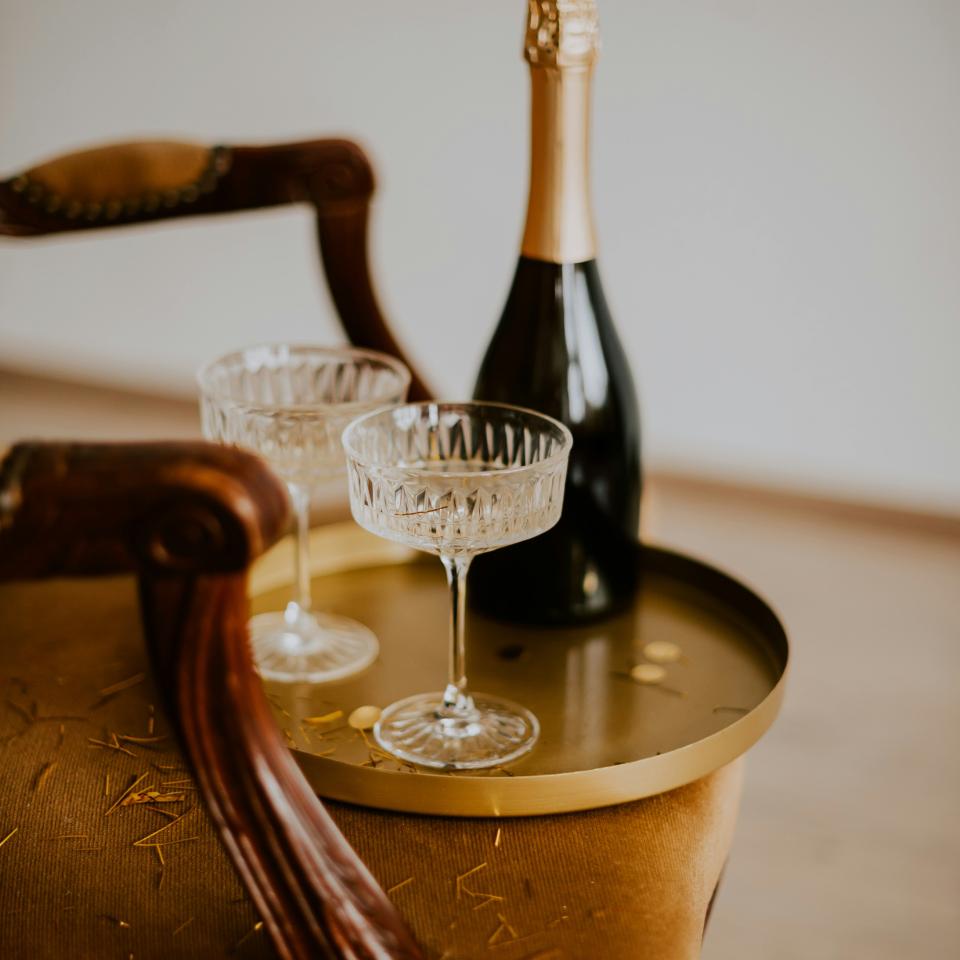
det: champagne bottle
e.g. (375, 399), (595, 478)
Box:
(471, 0), (642, 625)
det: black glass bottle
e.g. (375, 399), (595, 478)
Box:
(471, 1), (642, 625)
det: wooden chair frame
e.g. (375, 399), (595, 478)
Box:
(0, 138), (430, 400)
(0, 441), (424, 960)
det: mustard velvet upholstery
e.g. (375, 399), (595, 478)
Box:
(0, 574), (742, 959)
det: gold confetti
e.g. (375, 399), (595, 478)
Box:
(172, 917), (194, 936)
(629, 664), (667, 685)
(386, 877), (414, 895)
(0, 827), (18, 850)
(643, 640), (683, 664)
(494, 827), (502, 848)
(348, 705), (381, 730)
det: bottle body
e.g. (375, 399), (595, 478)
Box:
(470, 1), (641, 625)
(471, 256), (641, 624)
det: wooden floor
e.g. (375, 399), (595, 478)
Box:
(4, 367), (958, 957)
(646, 482), (960, 958)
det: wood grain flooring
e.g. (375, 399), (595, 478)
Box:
(646, 483), (960, 958)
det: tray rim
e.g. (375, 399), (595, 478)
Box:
(251, 523), (789, 817)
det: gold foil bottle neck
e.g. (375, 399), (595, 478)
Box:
(521, 1), (599, 262)
(525, 0), (600, 69)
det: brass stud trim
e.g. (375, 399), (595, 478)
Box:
(2, 144), (233, 224)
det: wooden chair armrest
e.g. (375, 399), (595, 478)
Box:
(0, 441), (423, 960)
(0, 140), (430, 400)
(0, 140), (368, 235)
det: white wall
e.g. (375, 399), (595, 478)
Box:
(2, 1), (958, 513)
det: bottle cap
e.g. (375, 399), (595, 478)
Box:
(524, 0), (600, 69)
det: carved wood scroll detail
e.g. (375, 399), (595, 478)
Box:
(0, 441), (424, 960)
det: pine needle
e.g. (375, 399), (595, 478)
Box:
(5, 698), (33, 726)
(88, 737), (136, 758)
(98, 673), (146, 697)
(33, 761), (58, 792)
(386, 877), (414, 895)
(487, 913), (520, 946)
(456, 862), (487, 900)
(231, 920), (264, 952)
(301, 710), (343, 725)
(132, 809), (193, 846)
(105, 772), (149, 816)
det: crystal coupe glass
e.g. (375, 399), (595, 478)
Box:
(342, 401), (572, 769)
(199, 344), (410, 683)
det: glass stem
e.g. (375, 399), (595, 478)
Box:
(285, 483), (312, 623)
(440, 554), (472, 712)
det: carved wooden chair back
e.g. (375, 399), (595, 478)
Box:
(0, 139), (429, 399)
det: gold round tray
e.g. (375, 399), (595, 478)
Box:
(250, 522), (788, 817)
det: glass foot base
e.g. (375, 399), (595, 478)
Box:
(249, 609), (378, 684)
(374, 692), (539, 770)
